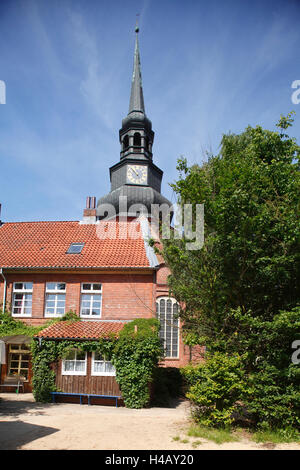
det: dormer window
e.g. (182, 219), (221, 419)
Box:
(66, 243), (85, 254)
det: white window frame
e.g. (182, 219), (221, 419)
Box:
(80, 283), (102, 318)
(156, 297), (180, 359)
(91, 352), (116, 376)
(12, 282), (33, 317)
(44, 282), (66, 318)
(62, 350), (87, 376)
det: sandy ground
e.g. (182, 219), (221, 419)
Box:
(0, 393), (299, 451)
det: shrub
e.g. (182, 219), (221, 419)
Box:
(181, 352), (248, 427)
(244, 362), (300, 430)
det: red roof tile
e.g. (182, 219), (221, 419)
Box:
(0, 220), (151, 269)
(36, 320), (126, 339)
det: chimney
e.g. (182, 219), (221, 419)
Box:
(0, 203), (2, 226)
(81, 196), (97, 224)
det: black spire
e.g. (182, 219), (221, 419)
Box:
(128, 25), (145, 115)
(119, 24), (154, 161)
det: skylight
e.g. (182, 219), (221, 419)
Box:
(66, 243), (85, 254)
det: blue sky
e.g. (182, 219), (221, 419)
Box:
(0, 0), (299, 222)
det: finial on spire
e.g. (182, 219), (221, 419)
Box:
(135, 14), (139, 33)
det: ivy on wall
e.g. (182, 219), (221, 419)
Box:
(31, 318), (163, 408)
(31, 335), (117, 402)
(1, 311), (163, 408)
(113, 318), (163, 408)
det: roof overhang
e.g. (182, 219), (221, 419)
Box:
(1, 266), (157, 274)
(0, 335), (32, 344)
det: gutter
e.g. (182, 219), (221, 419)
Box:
(0, 268), (6, 313)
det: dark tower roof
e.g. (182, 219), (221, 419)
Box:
(128, 28), (145, 115)
(121, 26), (153, 137)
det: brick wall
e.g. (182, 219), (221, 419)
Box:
(0, 267), (204, 368)
(0, 271), (155, 325)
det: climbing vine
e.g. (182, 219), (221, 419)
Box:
(31, 318), (163, 408)
(112, 318), (163, 408)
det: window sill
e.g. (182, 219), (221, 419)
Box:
(80, 316), (101, 319)
(45, 314), (64, 318)
(12, 314), (32, 317)
(62, 372), (87, 376)
(91, 373), (116, 377)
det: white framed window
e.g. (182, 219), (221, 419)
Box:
(44, 282), (66, 317)
(91, 352), (116, 376)
(62, 350), (87, 376)
(80, 283), (102, 318)
(156, 297), (180, 358)
(12, 282), (33, 317)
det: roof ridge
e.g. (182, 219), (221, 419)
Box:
(1, 220), (80, 225)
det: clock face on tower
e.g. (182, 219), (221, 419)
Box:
(126, 164), (148, 185)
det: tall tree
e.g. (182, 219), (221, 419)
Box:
(162, 113), (300, 361)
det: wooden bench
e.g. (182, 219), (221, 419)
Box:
(0, 378), (24, 393)
(50, 391), (121, 407)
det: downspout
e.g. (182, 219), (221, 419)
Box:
(0, 268), (7, 313)
(0, 268), (7, 382)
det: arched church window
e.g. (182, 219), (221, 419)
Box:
(133, 132), (141, 147)
(156, 297), (179, 358)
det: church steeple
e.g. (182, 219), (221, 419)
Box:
(95, 25), (172, 220)
(119, 25), (154, 161)
(128, 25), (145, 115)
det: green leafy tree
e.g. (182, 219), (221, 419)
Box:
(161, 113), (300, 428)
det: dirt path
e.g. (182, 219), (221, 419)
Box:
(0, 393), (299, 450)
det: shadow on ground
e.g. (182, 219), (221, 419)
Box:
(0, 397), (53, 417)
(0, 420), (59, 450)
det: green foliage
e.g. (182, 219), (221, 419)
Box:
(253, 425), (300, 444)
(31, 339), (57, 402)
(244, 362), (300, 430)
(112, 319), (163, 408)
(187, 424), (239, 444)
(31, 318), (163, 408)
(182, 353), (248, 427)
(58, 310), (80, 322)
(0, 311), (43, 338)
(161, 115), (300, 429)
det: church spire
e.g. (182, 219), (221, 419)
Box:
(95, 23), (172, 221)
(119, 23), (154, 162)
(128, 22), (145, 115)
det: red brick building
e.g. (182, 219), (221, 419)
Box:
(0, 27), (201, 399)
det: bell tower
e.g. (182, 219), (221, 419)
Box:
(96, 25), (172, 219)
